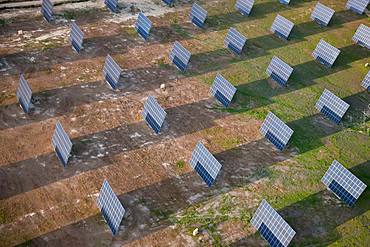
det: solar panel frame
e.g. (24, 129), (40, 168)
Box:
(41, 0), (54, 22)
(70, 21), (84, 53)
(322, 160), (367, 206)
(235, 0), (255, 16)
(189, 3), (208, 28)
(169, 41), (191, 71)
(51, 121), (73, 167)
(135, 12), (153, 40)
(352, 24), (370, 50)
(345, 0), (369, 15)
(311, 2), (335, 26)
(103, 54), (123, 90)
(224, 27), (247, 55)
(97, 180), (126, 235)
(141, 96), (167, 134)
(189, 142), (222, 187)
(16, 74), (33, 113)
(266, 56), (293, 86)
(210, 73), (237, 107)
(271, 14), (294, 40)
(251, 199), (296, 247)
(105, 0), (119, 13)
(361, 70), (370, 90)
(312, 39), (341, 68)
(315, 89), (350, 124)
(260, 112), (294, 151)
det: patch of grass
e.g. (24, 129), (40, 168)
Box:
(0, 207), (6, 224)
(176, 160), (185, 169)
(63, 11), (76, 20)
(151, 208), (173, 221)
(171, 24), (191, 39)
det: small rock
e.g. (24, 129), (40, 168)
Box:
(18, 30), (23, 35)
(365, 63), (369, 67)
(160, 83), (166, 90)
(192, 228), (199, 236)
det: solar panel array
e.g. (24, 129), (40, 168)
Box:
(97, 180), (126, 235)
(51, 121), (73, 167)
(16, 74), (33, 113)
(312, 39), (341, 68)
(141, 96), (167, 134)
(235, 0), (255, 16)
(345, 0), (370, 14)
(271, 14), (294, 40)
(135, 12), (152, 40)
(162, 0), (174, 6)
(322, 160), (367, 206)
(224, 27), (247, 55)
(189, 142), (222, 187)
(251, 199), (296, 247)
(352, 24), (370, 50)
(279, 0), (291, 5)
(315, 89), (350, 124)
(260, 112), (294, 151)
(70, 21), (84, 53)
(105, 0), (119, 13)
(361, 70), (370, 90)
(189, 3), (208, 28)
(103, 55), (122, 90)
(41, 0), (54, 22)
(169, 41), (191, 71)
(266, 56), (293, 86)
(210, 73), (237, 107)
(311, 2), (335, 26)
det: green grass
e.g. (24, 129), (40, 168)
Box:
(0, 207), (6, 224)
(176, 159), (185, 169)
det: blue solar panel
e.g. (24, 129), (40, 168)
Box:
(312, 39), (341, 68)
(103, 55), (122, 90)
(189, 3), (208, 28)
(311, 2), (335, 26)
(235, 0), (254, 16)
(315, 89), (350, 124)
(322, 160), (367, 206)
(361, 70), (370, 91)
(346, 0), (369, 15)
(189, 142), (222, 187)
(251, 200), (296, 247)
(41, 0), (54, 22)
(105, 0), (119, 13)
(70, 21), (84, 53)
(162, 0), (174, 6)
(279, 0), (290, 5)
(271, 14), (294, 40)
(51, 121), (73, 167)
(266, 56), (293, 86)
(141, 96), (167, 134)
(97, 180), (126, 235)
(169, 41), (191, 71)
(352, 24), (370, 50)
(224, 27), (247, 55)
(210, 73), (237, 107)
(16, 74), (33, 113)
(135, 12), (152, 40)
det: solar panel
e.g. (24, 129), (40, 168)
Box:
(16, 74), (33, 113)
(266, 56), (293, 86)
(210, 73), (237, 107)
(361, 70), (370, 90)
(345, 0), (369, 14)
(312, 39), (340, 68)
(189, 142), (222, 187)
(251, 200), (296, 247)
(135, 12), (152, 40)
(311, 2), (335, 26)
(70, 21), (84, 53)
(260, 112), (293, 151)
(235, 0), (255, 16)
(279, 0), (290, 5)
(162, 0), (174, 6)
(97, 180), (126, 235)
(352, 24), (370, 50)
(315, 89), (350, 124)
(141, 96), (167, 134)
(41, 0), (54, 22)
(189, 3), (208, 28)
(169, 41), (191, 72)
(224, 27), (247, 55)
(51, 121), (73, 167)
(322, 160), (367, 206)
(271, 14), (294, 40)
(105, 0), (119, 13)
(103, 54), (122, 90)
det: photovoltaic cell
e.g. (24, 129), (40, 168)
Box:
(312, 39), (340, 68)
(352, 24), (370, 50)
(189, 3), (208, 28)
(266, 56), (293, 86)
(189, 142), (222, 187)
(105, 0), (119, 13)
(210, 73), (237, 107)
(41, 0), (54, 22)
(235, 0), (255, 16)
(279, 0), (290, 5)
(224, 27), (247, 55)
(103, 54), (122, 90)
(169, 41), (191, 71)
(251, 200), (296, 247)
(346, 0), (369, 14)
(135, 12), (152, 40)
(361, 70), (370, 90)
(260, 112), (293, 151)
(311, 2), (335, 26)
(162, 0), (174, 6)
(97, 180), (126, 235)
(70, 21), (84, 53)
(271, 14), (294, 40)
(315, 89), (350, 124)
(16, 74), (33, 113)
(322, 160), (367, 206)
(51, 121), (73, 167)
(141, 96), (167, 134)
